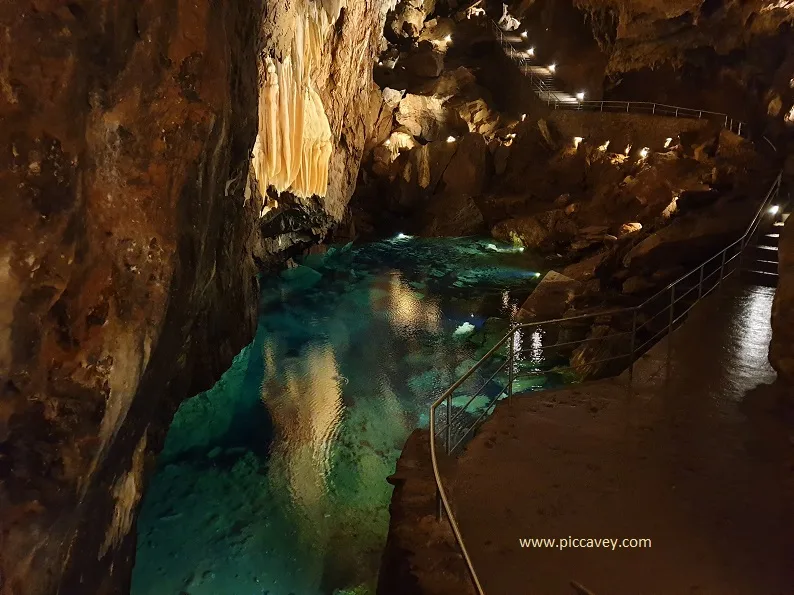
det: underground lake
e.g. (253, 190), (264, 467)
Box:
(130, 236), (546, 595)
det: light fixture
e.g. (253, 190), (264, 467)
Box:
(395, 232), (412, 240)
(573, 136), (583, 148)
(521, 31), (528, 39)
(548, 63), (556, 73)
(378, 61), (383, 66)
(534, 272), (542, 278)
(664, 137), (673, 148)
(384, 139), (391, 146)
(624, 144), (632, 155)
(446, 136), (456, 143)
(576, 91), (585, 101)
(597, 140), (610, 152)
(769, 205), (780, 215)
(443, 34), (452, 43)
(639, 147), (649, 159)
(521, 113), (527, 121)
(526, 47), (535, 56)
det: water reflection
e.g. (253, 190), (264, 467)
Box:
(132, 237), (544, 595)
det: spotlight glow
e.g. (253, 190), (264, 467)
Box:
(639, 147), (649, 159)
(548, 63), (556, 73)
(521, 113), (527, 121)
(576, 91), (585, 101)
(446, 136), (457, 143)
(573, 136), (583, 148)
(769, 205), (780, 215)
(384, 139), (391, 146)
(521, 31), (528, 38)
(597, 140), (610, 152)
(527, 47), (535, 56)
(443, 34), (452, 43)
(664, 137), (673, 148)
(624, 144), (632, 155)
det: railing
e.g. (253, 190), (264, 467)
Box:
(429, 169), (783, 594)
(489, 20), (777, 150)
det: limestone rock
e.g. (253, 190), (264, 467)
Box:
(622, 198), (752, 273)
(386, 0), (436, 39)
(420, 193), (485, 236)
(0, 1), (397, 592)
(516, 272), (582, 322)
(562, 252), (608, 282)
(622, 276), (657, 295)
(405, 43), (445, 78)
(491, 209), (577, 250)
(396, 93), (465, 141)
(441, 133), (490, 197)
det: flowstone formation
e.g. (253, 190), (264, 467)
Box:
(252, 2), (338, 200)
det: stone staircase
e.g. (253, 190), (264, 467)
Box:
(742, 213), (788, 287)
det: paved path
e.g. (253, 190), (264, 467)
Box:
(446, 282), (794, 594)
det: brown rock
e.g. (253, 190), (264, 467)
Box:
(441, 133), (490, 197)
(622, 276), (657, 295)
(406, 43), (445, 78)
(562, 252), (609, 282)
(0, 2), (396, 593)
(516, 272), (582, 322)
(492, 209), (577, 249)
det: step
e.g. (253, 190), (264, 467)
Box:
(741, 269), (778, 288)
(756, 233), (780, 248)
(744, 259), (778, 274)
(747, 245), (779, 256)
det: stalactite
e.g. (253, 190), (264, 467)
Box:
(251, 0), (338, 202)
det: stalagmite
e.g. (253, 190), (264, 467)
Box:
(251, 0), (339, 202)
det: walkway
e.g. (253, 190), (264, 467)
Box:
(492, 22), (584, 107)
(444, 282), (794, 594)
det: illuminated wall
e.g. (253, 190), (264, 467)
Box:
(252, 1), (340, 200)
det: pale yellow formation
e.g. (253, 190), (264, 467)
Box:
(252, 1), (339, 201)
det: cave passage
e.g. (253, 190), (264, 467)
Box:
(130, 236), (546, 595)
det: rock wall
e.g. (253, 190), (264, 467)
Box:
(0, 1), (392, 593)
(509, 0), (794, 137)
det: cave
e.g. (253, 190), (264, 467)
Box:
(1, 1), (793, 594)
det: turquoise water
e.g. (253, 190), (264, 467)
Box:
(131, 237), (545, 595)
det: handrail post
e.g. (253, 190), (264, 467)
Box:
(652, 104), (656, 115)
(668, 285), (676, 357)
(507, 325), (515, 403)
(445, 395), (452, 455)
(719, 250), (727, 287)
(629, 309), (637, 386)
(675, 107), (679, 118)
(698, 264), (704, 299)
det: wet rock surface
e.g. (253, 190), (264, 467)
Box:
(0, 1), (395, 593)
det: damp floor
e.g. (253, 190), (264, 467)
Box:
(447, 283), (794, 595)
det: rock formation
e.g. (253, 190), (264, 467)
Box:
(0, 1), (394, 593)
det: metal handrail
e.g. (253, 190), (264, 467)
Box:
(428, 88), (783, 595)
(489, 20), (778, 149)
